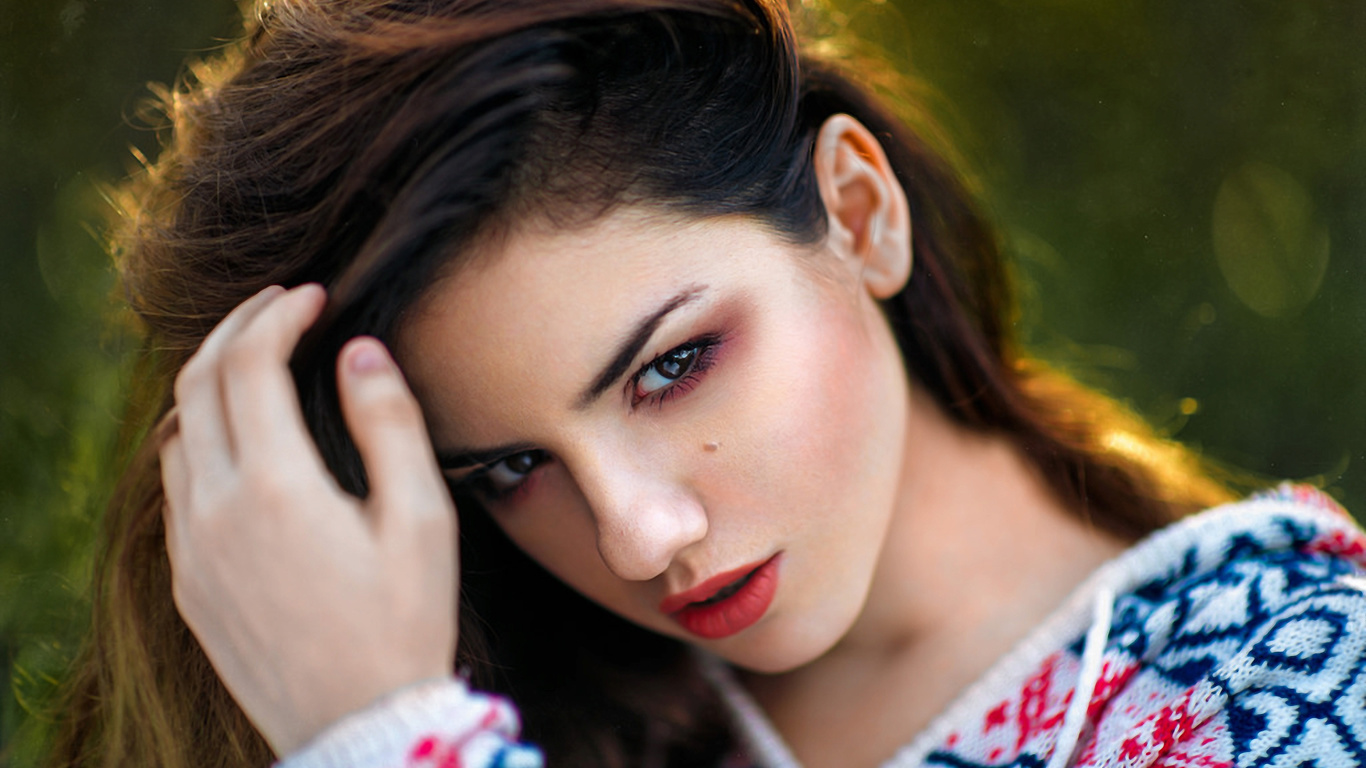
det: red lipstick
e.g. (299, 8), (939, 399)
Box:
(661, 554), (781, 639)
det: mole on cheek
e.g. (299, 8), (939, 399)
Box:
(704, 441), (720, 452)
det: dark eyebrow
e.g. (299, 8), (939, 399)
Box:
(435, 442), (537, 473)
(575, 285), (708, 410)
(435, 286), (707, 470)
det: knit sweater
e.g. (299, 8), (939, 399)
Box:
(278, 486), (1366, 768)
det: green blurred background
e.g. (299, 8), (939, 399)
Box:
(0, 0), (1361, 762)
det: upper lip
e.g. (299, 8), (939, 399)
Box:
(658, 555), (774, 614)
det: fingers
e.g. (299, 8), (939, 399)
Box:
(158, 287), (461, 754)
(218, 284), (328, 464)
(168, 282), (450, 528)
(337, 337), (452, 526)
(166, 283), (328, 532)
(174, 285), (286, 472)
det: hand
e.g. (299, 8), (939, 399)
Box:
(160, 284), (458, 757)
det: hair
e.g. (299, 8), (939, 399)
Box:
(48, 1), (1234, 766)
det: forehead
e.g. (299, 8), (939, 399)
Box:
(395, 210), (810, 435)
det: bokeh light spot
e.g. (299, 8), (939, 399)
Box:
(1211, 162), (1330, 318)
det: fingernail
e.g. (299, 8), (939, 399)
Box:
(349, 343), (390, 375)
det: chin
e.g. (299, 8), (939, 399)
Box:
(708, 612), (855, 675)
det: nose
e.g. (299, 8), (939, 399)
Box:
(574, 454), (708, 582)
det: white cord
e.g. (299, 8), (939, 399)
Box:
(1046, 585), (1115, 768)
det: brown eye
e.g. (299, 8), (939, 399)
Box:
(638, 346), (698, 394)
(506, 451), (540, 473)
(483, 449), (549, 492)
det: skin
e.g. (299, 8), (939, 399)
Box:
(397, 116), (914, 676)
(161, 285), (457, 756)
(401, 206), (910, 674)
(161, 117), (1125, 765)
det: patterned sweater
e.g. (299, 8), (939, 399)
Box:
(279, 486), (1366, 768)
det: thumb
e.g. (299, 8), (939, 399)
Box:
(336, 337), (453, 527)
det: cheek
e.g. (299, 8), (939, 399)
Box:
(798, 321), (877, 453)
(707, 301), (893, 526)
(786, 325), (889, 504)
(489, 467), (601, 580)
(490, 468), (672, 630)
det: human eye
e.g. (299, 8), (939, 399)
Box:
(630, 334), (722, 407)
(464, 449), (551, 501)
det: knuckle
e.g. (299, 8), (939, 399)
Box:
(184, 482), (228, 523)
(238, 460), (303, 507)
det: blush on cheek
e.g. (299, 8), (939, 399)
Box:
(784, 311), (886, 487)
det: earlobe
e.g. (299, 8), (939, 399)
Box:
(813, 114), (913, 299)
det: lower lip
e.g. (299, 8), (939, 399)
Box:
(667, 555), (782, 639)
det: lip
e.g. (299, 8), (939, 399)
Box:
(660, 553), (782, 639)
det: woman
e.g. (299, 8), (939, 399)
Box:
(49, 1), (1366, 766)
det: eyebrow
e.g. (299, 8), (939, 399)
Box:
(434, 284), (708, 472)
(574, 284), (708, 410)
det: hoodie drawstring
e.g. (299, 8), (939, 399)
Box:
(1045, 585), (1115, 768)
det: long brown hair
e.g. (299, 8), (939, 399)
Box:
(49, 1), (1231, 766)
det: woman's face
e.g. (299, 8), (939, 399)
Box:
(398, 208), (911, 673)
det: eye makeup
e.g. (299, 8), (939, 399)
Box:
(454, 329), (731, 504)
(458, 449), (553, 504)
(629, 332), (726, 408)
(440, 292), (749, 506)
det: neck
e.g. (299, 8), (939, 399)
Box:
(844, 387), (1127, 660)
(741, 387), (1128, 767)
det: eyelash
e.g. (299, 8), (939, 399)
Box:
(458, 451), (549, 505)
(629, 333), (723, 409)
(458, 333), (725, 504)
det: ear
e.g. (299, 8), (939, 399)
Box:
(813, 114), (912, 299)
